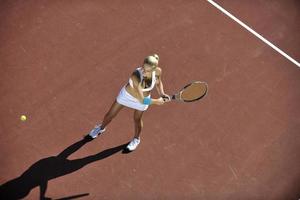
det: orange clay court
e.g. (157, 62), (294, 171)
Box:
(0, 1), (299, 199)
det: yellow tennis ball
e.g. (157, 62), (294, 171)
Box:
(20, 115), (27, 121)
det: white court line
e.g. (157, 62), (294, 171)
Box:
(206, 0), (300, 68)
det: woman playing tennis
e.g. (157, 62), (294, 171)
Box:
(87, 54), (171, 151)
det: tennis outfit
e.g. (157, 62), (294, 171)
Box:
(88, 66), (157, 151)
(116, 67), (157, 111)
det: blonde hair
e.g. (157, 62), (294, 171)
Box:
(153, 54), (159, 61)
(144, 54), (159, 67)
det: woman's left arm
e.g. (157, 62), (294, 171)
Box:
(155, 68), (170, 100)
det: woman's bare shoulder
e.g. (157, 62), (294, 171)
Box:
(155, 67), (162, 75)
(131, 70), (141, 82)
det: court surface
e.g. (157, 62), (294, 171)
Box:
(0, 1), (299, 199)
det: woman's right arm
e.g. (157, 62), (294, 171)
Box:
(131, 75), (144, 102)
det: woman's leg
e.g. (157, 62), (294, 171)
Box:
(101, 100), (124, 129)
(133, 110), (144, 138)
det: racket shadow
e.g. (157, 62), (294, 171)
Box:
(0, 137), (128, 200)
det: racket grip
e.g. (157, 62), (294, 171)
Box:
(163, 95), (175, 100)
(161, 94), (171, 101)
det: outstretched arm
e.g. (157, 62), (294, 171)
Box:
(156, 79), (166, 96)
(155, 68), (170, 101)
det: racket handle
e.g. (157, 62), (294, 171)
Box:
(162, 95), (173, 101)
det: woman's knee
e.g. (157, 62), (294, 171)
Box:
(134, 117), (143, 127)
(134, 112), (143, 121)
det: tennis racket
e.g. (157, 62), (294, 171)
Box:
(163, 81), (208, 102)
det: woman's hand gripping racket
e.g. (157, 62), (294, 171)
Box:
(163, 81), (208, 102)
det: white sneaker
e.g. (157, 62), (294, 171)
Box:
(88, 124), (106, 139)
(126, 137), (140, 151)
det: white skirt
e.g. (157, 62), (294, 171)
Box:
(116, 86), (151, 111)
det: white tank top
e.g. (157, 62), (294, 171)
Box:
(128, 67), (156, 92)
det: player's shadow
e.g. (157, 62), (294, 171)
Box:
(0, 136), (128, 200)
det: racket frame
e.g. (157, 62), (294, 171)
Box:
(171, 81), (208, 102)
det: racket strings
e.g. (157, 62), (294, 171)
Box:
(181, 82), (207, 101)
